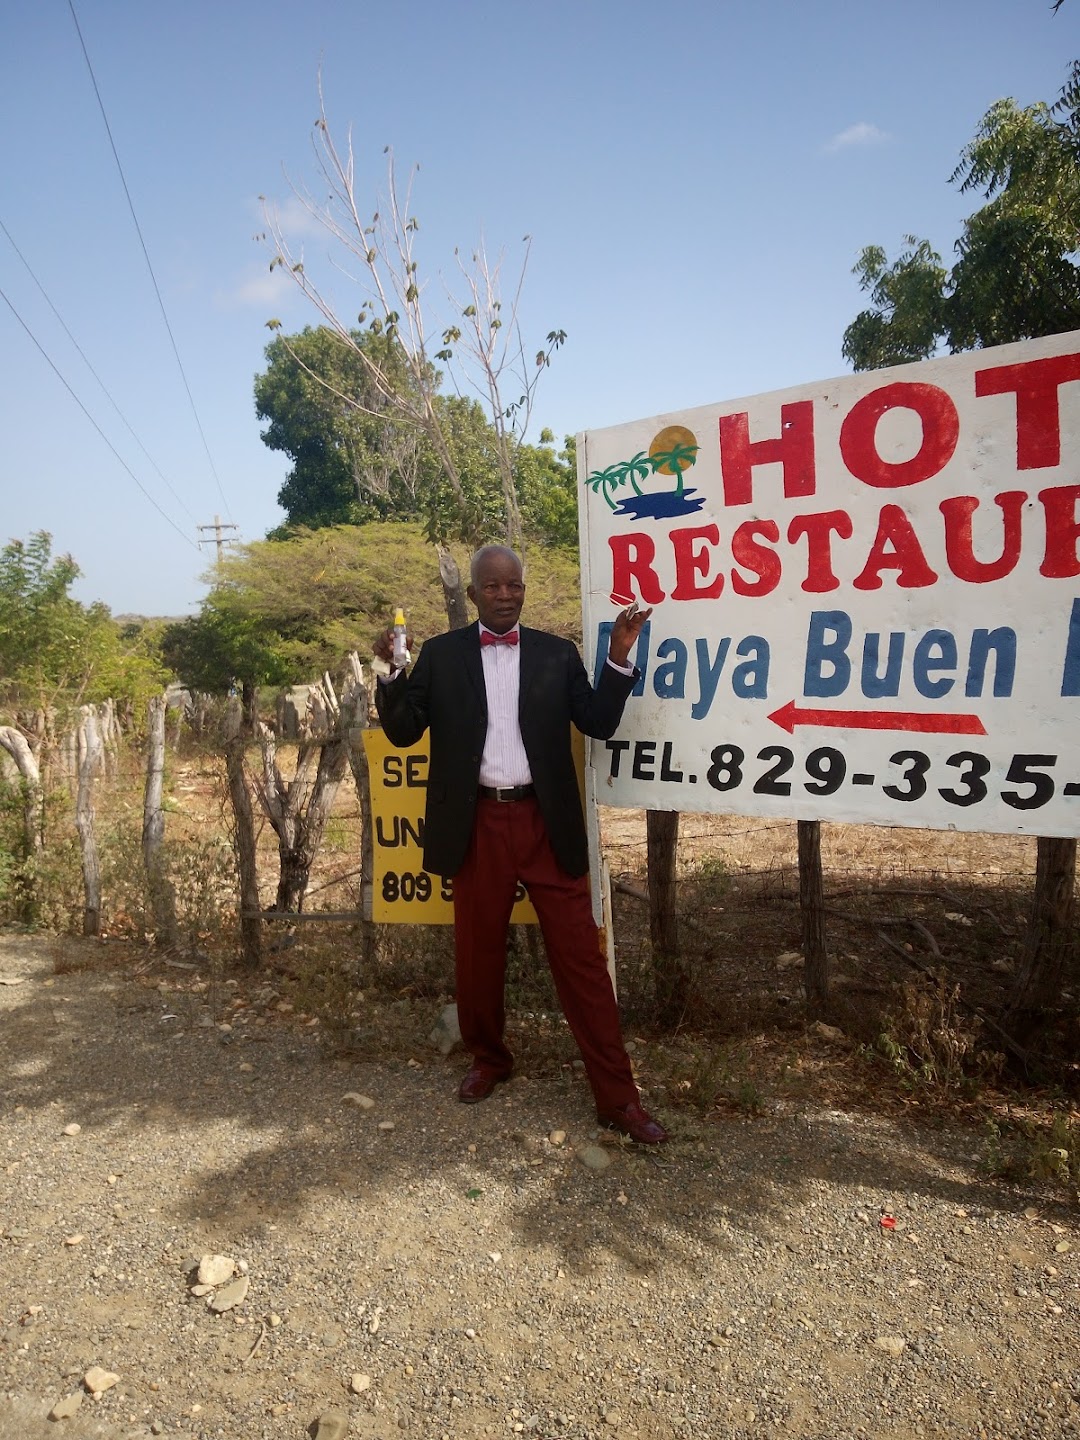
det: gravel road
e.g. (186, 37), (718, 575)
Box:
(1, 932), (1077, 1440)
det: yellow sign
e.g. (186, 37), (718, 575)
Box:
(362, 730), (539, 924)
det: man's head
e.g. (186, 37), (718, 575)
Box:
(468, 545), (525, 634)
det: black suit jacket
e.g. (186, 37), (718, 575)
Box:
(375, 622), (636, 878)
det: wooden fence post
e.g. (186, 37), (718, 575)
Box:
(223, 699), (262, 968)
(1007, 836), (1077, 1039)
(142, 695), (179, 947)
(647, 809), (686, 1022)
(341, 653), (379, 973)
(798, 819), (829, 1015)
(0, 725), (43, 922)
(98, 699), (120, 777)
(75, 706), (103, 936)
(0, 725), (43, 857)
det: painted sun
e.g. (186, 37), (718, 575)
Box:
(649, 425), (698, 476)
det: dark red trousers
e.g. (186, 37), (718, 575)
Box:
(452, 795), (639, 1112)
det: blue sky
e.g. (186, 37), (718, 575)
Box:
(1, 0), (1075, 617)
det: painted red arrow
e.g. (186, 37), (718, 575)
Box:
(768, 701), (987, 737)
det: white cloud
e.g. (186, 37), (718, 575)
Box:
(218, 263), (294, 310)
(219, 192), (345, 310)
(824, 121), (890, 154)
(251, 190), (334, 244)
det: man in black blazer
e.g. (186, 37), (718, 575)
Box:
(374, 545), (667, 1144)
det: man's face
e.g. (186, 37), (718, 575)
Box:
(468, 551), (525, 634)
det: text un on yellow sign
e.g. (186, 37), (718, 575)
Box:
(362, 729), (539, 925)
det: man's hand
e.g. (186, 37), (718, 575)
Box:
(372, 623), (414, 665)
(607, 603), (652, 667)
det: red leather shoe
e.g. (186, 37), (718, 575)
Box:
(596, 1101), (669, 1144)
(457, 1066), (511, 1104)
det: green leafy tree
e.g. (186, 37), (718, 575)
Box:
(0, 532), (164, 717)
(163, 522), (586, 695)
(393, 401), (578, 552)
(842, 63), (1080, 1042)
(257, 326), (430, 533)
(517, 432), (578, 551)
(1, 534), (84, 709)
(164, 525), (457, 692)
(159, 609), (292, 699)
(256, 329), (580, 550)
(410, 394), (503, 547)
(843, 66), (1080, 367)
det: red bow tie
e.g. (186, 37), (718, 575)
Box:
(481, 629), (519, 647)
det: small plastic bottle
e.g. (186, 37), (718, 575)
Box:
(391, 607), (410, 668)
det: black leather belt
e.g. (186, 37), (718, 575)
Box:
(478, 784), (535, 802)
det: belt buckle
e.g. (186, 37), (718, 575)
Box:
(497, 786), (514, 801)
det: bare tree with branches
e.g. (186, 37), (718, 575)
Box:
(260, 86), (564, 622)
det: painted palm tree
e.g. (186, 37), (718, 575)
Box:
(586, 463), (628, 509)
(623, 451), (651, 493)
(647, 441), (699, 498)
(587, 452), (650, 509)
(589, 440), (699, 509)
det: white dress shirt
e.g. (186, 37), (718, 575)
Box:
(478, 624), (531, 787)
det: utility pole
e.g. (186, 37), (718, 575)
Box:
(197, 515), (239, 563)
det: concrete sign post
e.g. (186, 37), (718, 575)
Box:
(577, 330), (1080, 838)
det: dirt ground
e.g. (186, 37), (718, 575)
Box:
(1, 894), (1079, 1440)
(3, 751), (1079, 1438)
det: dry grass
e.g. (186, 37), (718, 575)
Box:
(601, 806), (1037, 891)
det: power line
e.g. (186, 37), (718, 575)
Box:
(66, 0), (235, 524)
(0, 214), (198, 524)
(0, 283), (200, 552)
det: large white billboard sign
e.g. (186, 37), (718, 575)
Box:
(577, 331), (1080, 837)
